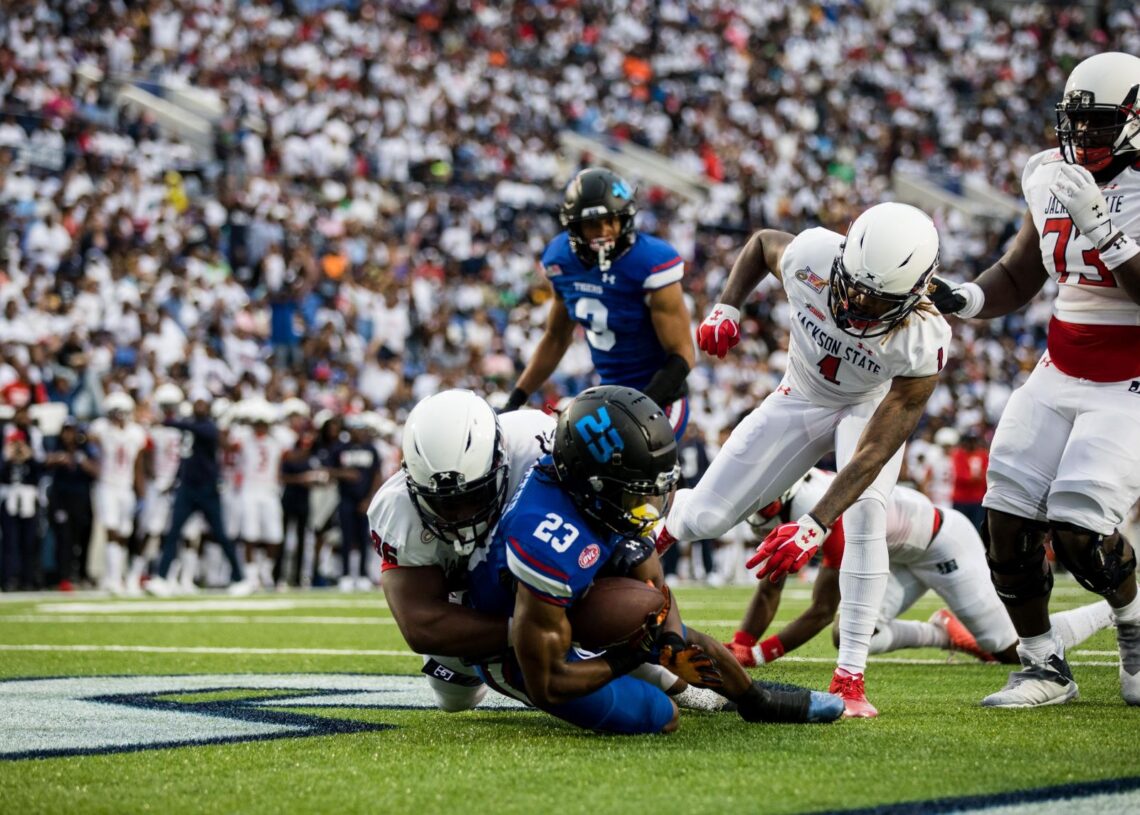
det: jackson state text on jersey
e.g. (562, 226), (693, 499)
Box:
(366, 411), (555, 588)
(779, 228), (951, 409)
(466, 459), (622, 615)
(541, 231), (684, 391)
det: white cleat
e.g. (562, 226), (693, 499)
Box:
(671, 684), (733, 712)
(226, 575), (260, 597)
(1117, 622), (1140, 706)
(981, 651), (1078, 708)
(144, 576), (174, 598)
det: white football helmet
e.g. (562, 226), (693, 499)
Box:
(829, 202), (939, 338)
(402, 389), (509, 555)
(154, 383), (184, 408)
(1056, 52), (1140, 172)
(103, 392), (135, 417)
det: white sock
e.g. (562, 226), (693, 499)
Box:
(884, 620), (949, 653)
(260, 557), (274, 587)
(836, 501), (890, 675)
(868, 627), (893, 655)
(1018, 628), (1062, 664)
(1051, 601), (1114, 649)
(105, 542), (124, 584)
(1112, 592), (1140, 626)
(179, 549), (199, 588)
(128, 554), (147, 580)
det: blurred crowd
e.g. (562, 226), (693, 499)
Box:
(2, 0), (1140, 589)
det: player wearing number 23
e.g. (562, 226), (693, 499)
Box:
(928, 52), (1140, 710)
(660, 202), (950, 718)
(500, 168), (695, 439)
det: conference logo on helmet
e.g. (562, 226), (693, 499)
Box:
(574, 407), (624, 463)
(0, 674), (527, 761)
(611, 179), (632, 199)
(578, 544), (601, 569)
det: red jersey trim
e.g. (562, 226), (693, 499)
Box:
(1046, 317), (1140, 382)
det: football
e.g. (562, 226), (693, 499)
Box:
(567, 577), (667, 651)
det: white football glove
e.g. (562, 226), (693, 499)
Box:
(1050, 163), (1116, 250)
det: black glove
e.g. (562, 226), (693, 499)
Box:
(927, 276), (966, 315)
(498, 387), (528, 414)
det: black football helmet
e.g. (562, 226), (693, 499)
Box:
(560, 168), (638, 272)
(552, 386), (680, 538)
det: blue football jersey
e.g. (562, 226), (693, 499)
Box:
(541, 231), (684, 392)
(466, 457), (624, 615)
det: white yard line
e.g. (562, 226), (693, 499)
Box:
(0, 642), (1121, 667)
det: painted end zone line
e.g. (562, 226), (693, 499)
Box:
(0, 643), (1122, 667)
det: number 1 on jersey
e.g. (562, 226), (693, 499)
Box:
(817, 354), (842, 384)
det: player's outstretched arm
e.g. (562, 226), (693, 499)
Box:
(720, 228), (794, 306)
(505, 294), (576, 411)
(382, 565), (509, 659)
(770, 567), (841, 654)
(935, 212), (1049, 320)
(512, 584), (633, 708)
(809, 373), (939, 528)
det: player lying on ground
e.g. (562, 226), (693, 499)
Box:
(658, 202), (951, 717)
(722, 470), (1114, 667)
(466, 386), (844, 734)
(369, 389), (725, 713)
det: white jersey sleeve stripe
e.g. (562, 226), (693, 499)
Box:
(643, 263), (684, 290)
(506, 546), (573, 600)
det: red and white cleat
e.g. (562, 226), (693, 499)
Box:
(930, 608), (996, 662)
(725, 641), (757, 668)
(829, 669), (878, 718)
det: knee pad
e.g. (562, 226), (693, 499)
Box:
(1050, 522), (1137, 596)
(985, 512), (1052, 606)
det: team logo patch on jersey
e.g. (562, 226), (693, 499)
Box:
(1130, 381), (1140, 394)
(578, 544), (601, 569)
(795, 269), (827, 292)
(545, 264), (562, 277)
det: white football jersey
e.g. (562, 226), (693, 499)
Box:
(368, 409), (556, 586)
(790, 468), (937, 562)
(149, 423), (185, 491)
(779, 228), (951, 409)
(89, 419), (148, 490)
(232, 426), (288, 493)
(1022, 149), (1140, 326)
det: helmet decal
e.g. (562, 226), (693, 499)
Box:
(611, 178), (632, 199)
(574, 407), (624, 463)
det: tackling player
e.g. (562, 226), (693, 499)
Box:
(501, 168), (695, 438)
(465, 386), (843, 733)
(931, 52), (1140, 707)
(370, 389), (725, 714)
(659, 202), (951, 717)
(725, 470), (1114, 668)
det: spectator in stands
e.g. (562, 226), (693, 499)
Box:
(0, 425), (43, 591)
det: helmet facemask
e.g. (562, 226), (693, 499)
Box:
(1056, 85), (1140, 173)
(828, 252), (933, 339)
(565, 213), (635, 272)
(577, 463), (680, 538)
(404, 435), (510, 556)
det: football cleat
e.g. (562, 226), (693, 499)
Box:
(671, 684), (734, 712)
(981, 651), (1078, 708)
(725, 641), (757, 668)
(144, 576), (174, 598)
(737, 680), (842, 724)
(829, 669), (878, 718)
(929, 608), (997, 662)
(1117, 621), (1140, 706)
(227, 575), (260, 597)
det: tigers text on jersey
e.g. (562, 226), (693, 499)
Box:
(367, 410), (555, 588)
(790, 468), (938, 563)
(779, 228), (950, 408)
(89, 418), (148, 490)
(1022, 149), (1140, 380)
(465, 458), (621, 614)
(541, 231), (683, 392)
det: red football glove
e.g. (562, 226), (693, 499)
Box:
(697, 303), (742, 358)
(745, 514), (829, 583)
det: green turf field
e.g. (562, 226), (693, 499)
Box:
(1, 576), (1137, 815)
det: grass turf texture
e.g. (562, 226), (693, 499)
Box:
(0, 577), (1135, 815)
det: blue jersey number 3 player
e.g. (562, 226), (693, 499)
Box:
(502, 169), (695, 438)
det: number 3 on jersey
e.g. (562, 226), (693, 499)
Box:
(574, 297), (616, 351)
